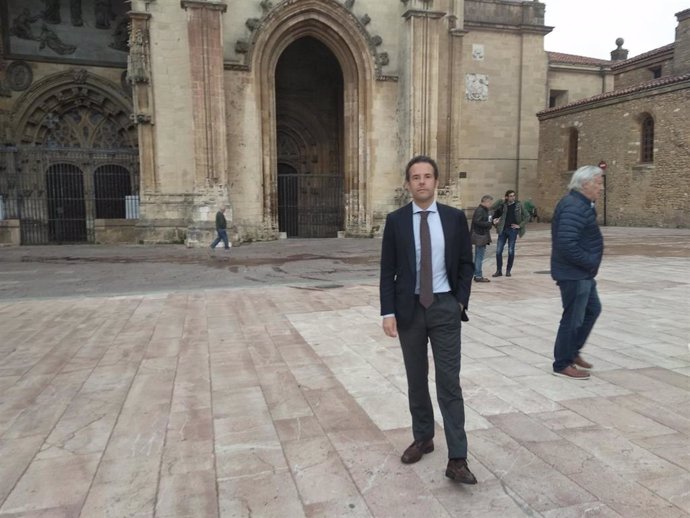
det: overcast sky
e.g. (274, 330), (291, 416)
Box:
(543, 0), (688, 60)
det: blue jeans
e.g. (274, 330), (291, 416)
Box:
(495, 227), (518, 273)
(211, 229), (229, 249)
(473, 245), (486, 278)
(553, 279), (602, 372)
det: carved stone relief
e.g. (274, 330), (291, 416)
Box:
(127, 28), (150, 84)
(120, 70), (131, 95)
(246, 18), (261, 31)
(465, 73), (489, 101)
(109, 18), (130, 52)
(237, 0), (391, 78)
(12, 72), (136, 147)
(6, 61), (34, 91)
(6, 1), (128, 64)
(472, 44), (484, 61)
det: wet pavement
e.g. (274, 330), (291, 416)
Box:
(0, 225), (689, 517)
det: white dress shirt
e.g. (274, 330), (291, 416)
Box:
(412, 201), (451, 295)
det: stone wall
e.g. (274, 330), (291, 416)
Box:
(456, 26), (548, 210)
(537, 83), (690, 228)
(0, 219), (20, 245)
(614, 58), (673, 89)
(548, 69), (607, 106)
(464, 0), (545, 27)
(94, 219), (139, 244)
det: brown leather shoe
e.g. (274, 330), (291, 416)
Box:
(445, 458), (477, 484)
(401, 439), (434, 464)
(553, 365), (590, 379)
(573, 355), (593, 369)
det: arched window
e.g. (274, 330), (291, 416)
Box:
(641, 115), (654, 163)
(568, 128), (578, 171)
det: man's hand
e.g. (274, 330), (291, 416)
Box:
(382, 316), (398, 337)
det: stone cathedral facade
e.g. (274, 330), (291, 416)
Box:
(1, 0), (559, 244)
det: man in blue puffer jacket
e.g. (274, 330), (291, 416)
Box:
(551, 165), (604, 379)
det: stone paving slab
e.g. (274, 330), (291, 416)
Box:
(0, 226), (689, 517)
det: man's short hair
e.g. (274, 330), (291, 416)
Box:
(568, 165), (603, 192)
(481, 195), (494, 203)
(504, 190), (516, 198)
(405, 155), (439, 182)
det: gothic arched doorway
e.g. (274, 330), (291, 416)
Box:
(4, 70), (138, 244)
(275, 37), (344, 238)
(251, 0), (376, 238)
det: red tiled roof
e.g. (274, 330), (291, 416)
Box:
(547, 52), (611, 66)
(611, 43), (675, 69)
(538, 73), (690, 116)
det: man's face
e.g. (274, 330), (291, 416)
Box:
(405, 162), (438, 207)
(481, 199), (492, 209)
(582, 175), (604, 202)
(506, 193), (516, 204)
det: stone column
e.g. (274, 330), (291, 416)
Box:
(128, 11), (157, 192)
(181, 0), (228, 186)
(181, 0), (229, 247)
(402, 0), (446, 161)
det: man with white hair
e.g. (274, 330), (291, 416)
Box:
(550, 165), (604, 379)
(210, 206), (231, 250)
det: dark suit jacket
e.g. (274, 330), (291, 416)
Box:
(380, 202), (474, 329)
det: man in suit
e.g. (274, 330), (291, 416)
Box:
(380, 155), (477, 485)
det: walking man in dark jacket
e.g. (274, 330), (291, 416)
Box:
(471, 195), (493, 282)
(210, 206), (231, 250)
(551, 165), (604, 379)
(491, 190), (527, 277)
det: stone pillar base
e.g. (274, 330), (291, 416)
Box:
(0, 219), (20, 245)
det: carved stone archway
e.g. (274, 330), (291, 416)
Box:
(11, 69), (135, 147)
(251, 0), (375, 236)
(3, 70), (138, 244)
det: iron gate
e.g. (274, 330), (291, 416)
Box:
(278, 174), (343, 238)
(0, 147), (139, 244)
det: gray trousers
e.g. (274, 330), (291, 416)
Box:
(398, 292), (468, 459)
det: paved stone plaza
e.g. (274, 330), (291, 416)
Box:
(0, 226), (689, 517)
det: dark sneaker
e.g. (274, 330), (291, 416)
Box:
(553, 365), (590, 379)
(506, 272), (512, 277)
(491, 271), (502, 278)
(445, 458), (478, 484)
(474, 277), (490, 283)
(401, 439), (434, 464)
